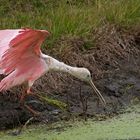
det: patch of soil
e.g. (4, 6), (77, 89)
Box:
(0, 25), (140, 129)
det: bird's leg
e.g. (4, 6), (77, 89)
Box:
(19, 84), (28, 105)
(19, 83), (40, 116)
(26, 87), (36, 96)
(24, 82), (41, 116)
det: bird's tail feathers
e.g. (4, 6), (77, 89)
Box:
(0, 71), (26, 92)
(0, 76), (14, 91)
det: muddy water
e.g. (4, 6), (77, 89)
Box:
(0, 104), (140, 140)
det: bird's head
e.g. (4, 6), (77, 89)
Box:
(74, 68), (106, 106)
(73, 68), (91, 82)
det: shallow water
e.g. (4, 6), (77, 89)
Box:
(0, 104), (140, 140)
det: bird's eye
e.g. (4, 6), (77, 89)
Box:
(87, 74), (90, 78)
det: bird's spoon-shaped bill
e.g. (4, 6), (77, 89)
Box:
(89, 80), (106, 107)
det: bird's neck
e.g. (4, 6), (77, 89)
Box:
(50, 58), (77, 75)
(42, 54), (78, 76)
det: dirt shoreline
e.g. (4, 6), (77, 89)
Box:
(0, 25), (139, 129)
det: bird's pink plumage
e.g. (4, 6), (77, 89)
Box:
(0, 28), (49, 91)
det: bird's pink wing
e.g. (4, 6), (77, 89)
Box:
(0, 28), (49, 91)
(0, 28), (49, 74)
(0, 29), (20, 55)
(0, 29), (20, 70)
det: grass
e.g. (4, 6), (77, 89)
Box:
(0, 0), (139, 46)
(0, 104), (140, 140)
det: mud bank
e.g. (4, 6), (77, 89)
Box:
(0, 25), (139, 129)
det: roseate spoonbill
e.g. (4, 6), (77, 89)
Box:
(0, 28), (106, 114)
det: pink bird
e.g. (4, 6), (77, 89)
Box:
(0, 28), (106, 115)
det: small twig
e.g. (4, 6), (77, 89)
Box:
(23, 117), (34, 129)
(11, 117), (34, 136)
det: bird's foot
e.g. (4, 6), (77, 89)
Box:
(24, 104), (41, 116)
(19, 91), (41, 116)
